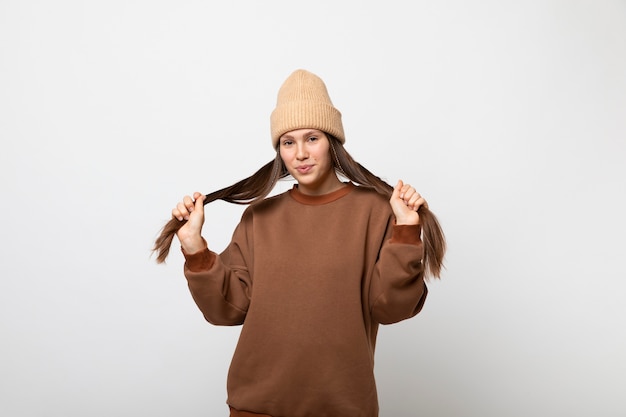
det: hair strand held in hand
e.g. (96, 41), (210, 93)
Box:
(152, 152), (288, 263)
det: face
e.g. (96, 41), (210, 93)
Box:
(279, 129), (342, 195)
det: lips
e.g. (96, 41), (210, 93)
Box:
(296, 165), (313, 174)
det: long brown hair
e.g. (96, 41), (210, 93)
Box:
(152, 136), (446, 278)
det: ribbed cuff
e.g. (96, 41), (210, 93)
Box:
(389, 224), (422, 245)
(181, 242), (216, 272)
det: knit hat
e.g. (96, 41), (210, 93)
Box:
(270, 69), (345, 148)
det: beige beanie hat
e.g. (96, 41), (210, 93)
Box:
(270, 69), (345, 148)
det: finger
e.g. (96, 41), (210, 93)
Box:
(406, 191), (421, 207)
(400, 182), (414, 200)
(392, 180), (403, 199)
(172, 208), (183, 221)
(408, 196), (428, 211)
(194, 193), (205, 210)
(411, 196), (427, 211)
(173, 201), (189, 221)
(183, 195), (194, 212)
(402, 187), (417, 203)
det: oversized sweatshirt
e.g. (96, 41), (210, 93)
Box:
(183, 183), (427, 417)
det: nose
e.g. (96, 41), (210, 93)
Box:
(296, 143), (308, 160)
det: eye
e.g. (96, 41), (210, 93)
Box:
(281, 139), (293, 146)
(307, 136), (318, 142)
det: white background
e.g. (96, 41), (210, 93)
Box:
(1, 1), (625, 416)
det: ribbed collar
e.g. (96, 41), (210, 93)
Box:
(289, 182), (354, 205)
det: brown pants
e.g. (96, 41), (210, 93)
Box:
(229, 406), (273, 417)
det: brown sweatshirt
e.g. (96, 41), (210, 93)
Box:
(183, 183), (427, 417)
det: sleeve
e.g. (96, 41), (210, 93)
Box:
(183, 209), (255, 326)
(369, 221), (428, 325)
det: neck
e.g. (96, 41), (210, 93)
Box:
(297, 173), (344, 196)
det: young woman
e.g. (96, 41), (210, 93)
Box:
(153, 69), (446, 417)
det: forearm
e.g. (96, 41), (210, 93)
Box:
(183, 248), (250, 326)
(370, 224), (427, 324)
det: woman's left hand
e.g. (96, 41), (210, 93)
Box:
(389, 180), (428, 225)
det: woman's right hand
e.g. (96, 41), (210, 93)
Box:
(172, 192), (206, 254)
